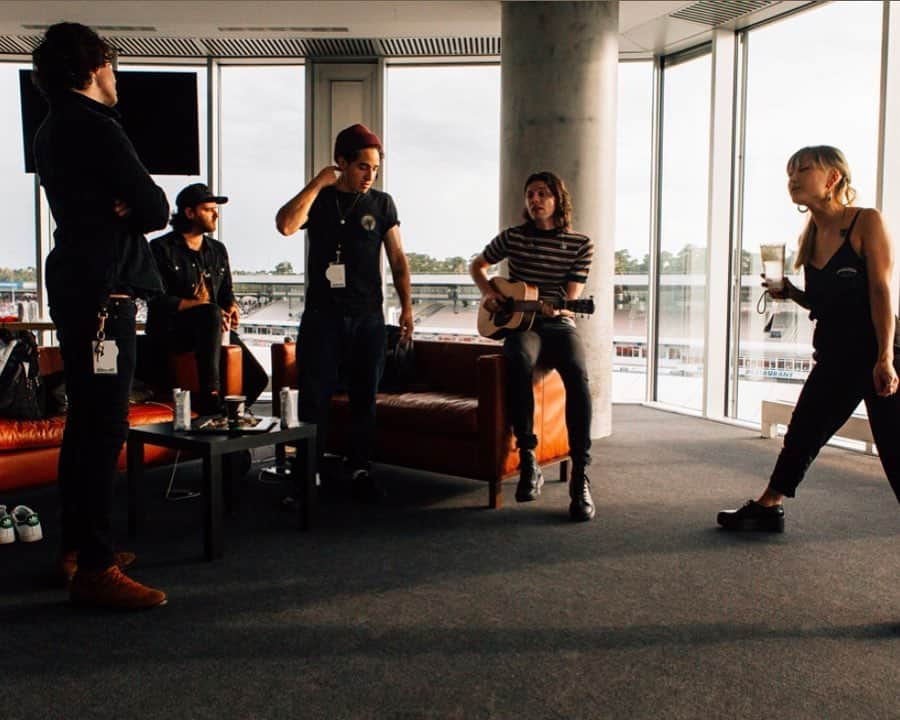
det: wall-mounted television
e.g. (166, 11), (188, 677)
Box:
(19, 69), (200, 176)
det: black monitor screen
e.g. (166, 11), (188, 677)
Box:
(19, 69), (200, 176)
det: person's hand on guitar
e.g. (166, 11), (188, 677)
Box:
(540, 301), (573, 319)
(481, 287), (507, 314)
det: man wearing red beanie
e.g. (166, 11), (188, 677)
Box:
(276, 123), (413, 501)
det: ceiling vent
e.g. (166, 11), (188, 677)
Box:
(0, 33), (501, 59)
(202, 36), (310, 57)
(670, 0), (780, 26)
(380, 36), (500, 56)
(0, 36), (30, 53)
(303, 37), (377, 57)
(218, 26), (349, 33)
(14, 35), (41, 51)
(21, 24), (158, 32)
(109, 36), (205, 57)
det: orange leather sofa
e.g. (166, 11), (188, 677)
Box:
(0, 343), (243, 494)
(271, 338), (570, 508)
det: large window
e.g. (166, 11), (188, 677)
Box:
(385, 64), (500, 334)
(655, 51), (712, 410)
(613, 61), (654, 402)
(219, 64), (305, 375)
(1, 62), (38, 318)
(733, 1), (883, 422)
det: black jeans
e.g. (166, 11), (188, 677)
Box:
(296, 307), (385, 472)
(169, 304), (222, 397)
(50, 297), (136, 571)
(503, 318), (592, 469)
(152, 304), (269, 406)
(769, 353), (900, 503)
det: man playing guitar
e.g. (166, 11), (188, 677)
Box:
(469, 171), (596, 521)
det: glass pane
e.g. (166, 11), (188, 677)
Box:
(385, 64), (500, 336)
(734, 1), (882, 422)
(0, 62), (38, 318)
(614, 62), (653, 402)
(220, 65), (305, 379)
(656, 53), (711, 410)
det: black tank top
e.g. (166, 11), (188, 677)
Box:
(803, 210), (877, 359)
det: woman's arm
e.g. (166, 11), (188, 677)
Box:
(860, 208), (898, 396)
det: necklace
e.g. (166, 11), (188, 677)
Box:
(335, 192), (361, 225)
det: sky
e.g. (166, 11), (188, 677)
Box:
(0, 0), (886, 278)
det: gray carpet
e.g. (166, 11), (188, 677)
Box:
(0, 405), (897, 720)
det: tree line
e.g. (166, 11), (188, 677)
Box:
(616, 247), (797, 275)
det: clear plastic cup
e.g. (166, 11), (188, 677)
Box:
(760, 243), (786, 292)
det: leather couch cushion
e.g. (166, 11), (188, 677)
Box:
(0, 402), (175, 452)
(331, 392), (478, 435)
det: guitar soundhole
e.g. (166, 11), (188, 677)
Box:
(493, 310), (512, 326)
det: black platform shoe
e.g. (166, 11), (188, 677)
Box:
(717, 500), (784, 532)
(569, 470), (595, 521)
(515, 449), (544, 502)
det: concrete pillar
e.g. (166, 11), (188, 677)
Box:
(500, 1), (619, 438)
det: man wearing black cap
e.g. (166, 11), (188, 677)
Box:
(147, 183), (268, 413)
(276, 123), (413, 501)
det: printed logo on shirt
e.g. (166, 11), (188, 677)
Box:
(360, 214), (376, 231)
(836, 267), (859, 277)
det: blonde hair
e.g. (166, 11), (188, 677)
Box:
(788, 146), (857, 269)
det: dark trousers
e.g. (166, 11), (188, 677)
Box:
(170, 304), (222, 396)
(769, 353), (900, 503)
(503, 318), (592, 469)
(50, 297), (136, 571)
(153, 304), (269, 406)
(296, 307), (385, 472)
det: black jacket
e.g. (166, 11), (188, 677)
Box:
(34, 91), (168, 304)
(146, 230), (236, 336)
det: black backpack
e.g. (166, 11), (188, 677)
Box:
(0, 329), (44, 420)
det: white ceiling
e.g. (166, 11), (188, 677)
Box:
(0, 1), (814, 58)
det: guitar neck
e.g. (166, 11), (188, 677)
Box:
(510, 299), (579, 311)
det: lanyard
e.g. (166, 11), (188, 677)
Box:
(334, 192), (361, 262)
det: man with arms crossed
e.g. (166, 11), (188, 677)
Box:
(33, 22), (169, 607)
(275, 124), (413, 501)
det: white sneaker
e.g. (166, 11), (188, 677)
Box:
(0, 506), (13, 544)
(11, 505), (42, 543)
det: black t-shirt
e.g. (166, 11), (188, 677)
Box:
(304, 186), (399, 314)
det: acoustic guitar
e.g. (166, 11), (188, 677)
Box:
(476, 277), (595, 339)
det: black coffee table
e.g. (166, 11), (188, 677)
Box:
(126, 421), (317, 561)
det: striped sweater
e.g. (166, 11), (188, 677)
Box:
(482, 223), (593, 304)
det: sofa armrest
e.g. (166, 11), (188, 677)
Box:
(536, 369), (569, 462)
(220, 345), (243, 397)
(270, 341), (298, 416)
(170, 345), (243, 397)
(476, 354), (508, 481)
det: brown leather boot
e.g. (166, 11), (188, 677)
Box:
(70, 566), (167, 609)
(58, 551), (136, 585)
